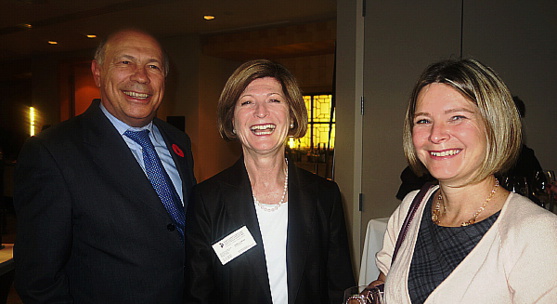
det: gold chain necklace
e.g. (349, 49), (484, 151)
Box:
(432, 178), (499, 227)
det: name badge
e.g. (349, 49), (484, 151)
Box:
(212, 226), (257, 265)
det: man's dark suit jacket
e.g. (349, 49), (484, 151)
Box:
(14, 100), (196, 303)
(185, 158), (355, 304)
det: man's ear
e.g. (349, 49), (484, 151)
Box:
(91, 60), (102, 87)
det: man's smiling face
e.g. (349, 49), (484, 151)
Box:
(92, 30), (166, 127)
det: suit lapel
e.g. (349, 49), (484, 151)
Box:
(287, 163), (315, 304)
(80, 103), (168, 218)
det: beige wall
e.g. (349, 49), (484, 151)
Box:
(463, 1), (557, 171)
(194, 55), (243, 181)
(360, 0), (462, 236)
(335, 0), (365, 276)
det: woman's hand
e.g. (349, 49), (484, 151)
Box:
(367, 272), (386, 288)
(346, 273), (385, 304)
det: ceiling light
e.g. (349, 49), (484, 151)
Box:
(48, 41), (58, 45)
(86, 34), (97, 38)
(203, 15), (215, 21)
(20, 23), (33, 29)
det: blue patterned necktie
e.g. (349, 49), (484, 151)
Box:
(124, 129), (185, 241)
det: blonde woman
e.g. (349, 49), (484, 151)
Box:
(373, 59), (557, 303)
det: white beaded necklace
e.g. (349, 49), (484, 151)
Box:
(253, 159), (288, 212)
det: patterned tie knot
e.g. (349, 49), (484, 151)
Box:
(124, 129), (153, 150)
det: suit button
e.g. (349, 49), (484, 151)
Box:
(167, 224), (176, 231)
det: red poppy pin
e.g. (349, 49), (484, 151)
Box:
(172, 144), (184, 157)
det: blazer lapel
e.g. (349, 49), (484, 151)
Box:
(225, 158), (316, 304)
(80, 103), (168, 218)
(224, 159), (273, 301)
(287, 163), (315, 304)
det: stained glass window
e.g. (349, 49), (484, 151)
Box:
(288, 94), (335, 152)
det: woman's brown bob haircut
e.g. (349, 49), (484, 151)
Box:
(217, 59), (308, 141)
(403, 59), (522, 185)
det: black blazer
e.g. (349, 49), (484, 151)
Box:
(14, 100), (196, 303)
(185, 158), (355, 304)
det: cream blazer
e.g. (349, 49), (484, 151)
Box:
(376, 186), (557, 303)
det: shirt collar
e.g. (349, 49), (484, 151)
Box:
(99, 103), (153, 134)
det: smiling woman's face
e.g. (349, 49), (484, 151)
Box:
(233, 77), (291, 157)
(412, 83), (487, 185)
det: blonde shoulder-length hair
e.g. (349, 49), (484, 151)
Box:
(403, 58), (522, 185)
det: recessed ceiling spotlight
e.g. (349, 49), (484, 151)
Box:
(19, 23), (33, 29)
(48, 41), (58, 45)
(86, 34), (97, 38)
(203, 15), (215, 21)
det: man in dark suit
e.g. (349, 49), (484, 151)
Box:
(13, 29), (195, 303)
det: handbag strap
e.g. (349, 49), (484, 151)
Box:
(391, 182), (434, 264)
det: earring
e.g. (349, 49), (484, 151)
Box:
(290, 123), (294, 129)
(233, 129), (236, 134)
